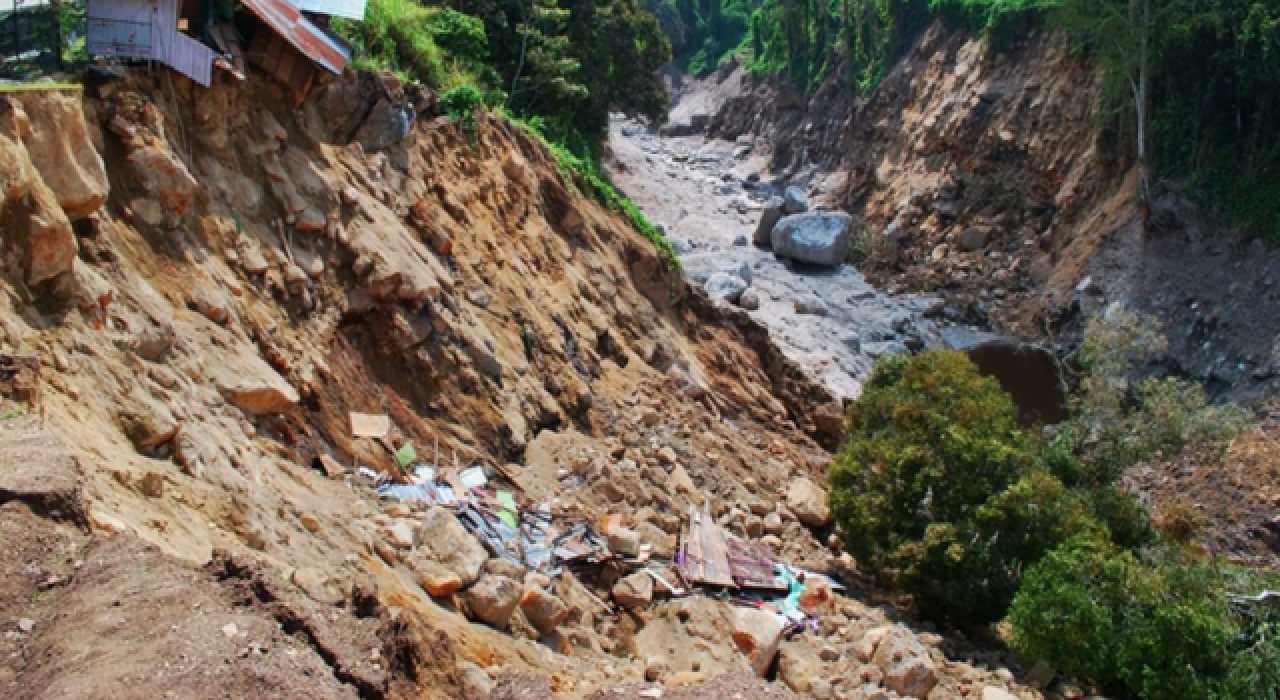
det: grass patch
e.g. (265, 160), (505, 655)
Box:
(0, 82), (81, 92)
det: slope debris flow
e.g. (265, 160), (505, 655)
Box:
(0, 68), (1061, 700)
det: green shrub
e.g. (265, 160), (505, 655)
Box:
(441, 84), (484, 137)
(1010, 537), (1280, 700)
(829, 351), (1084, 624)
(425, 8), (488, 62)
(1065, 308), (1251, 483)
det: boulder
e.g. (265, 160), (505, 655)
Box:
(26, 195), (77, 285)
(982, 688), (1019, 700)
(771, 211), (852, 267)
(520, 585), (569, 634)
(611, 571), (653, 608)
(418, 506), (489, 587)
(464, 574), (523, 629)
(704, 272), (748, 303)
(118, 389), (180, 450)
(12, 93), (108, 221)
(783, 185), (809, 214)
(739, 287), (760, 310)
(352, 99), (414, 153)
(752, 197), (786, 246)
(872, 625), (938, 698)
(731, 607), (783, 676)
(214, 350), (299, 415)
(786, 478), (832, 527)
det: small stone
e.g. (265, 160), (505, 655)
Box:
(607, 527), (641, 558)
(520, 585), (569, 634)
(612, 571), (654, 608)
(464, 574), (523, 629)
(16, 618), (35, 634)
(645, 656), (669, 682)
(794, 294), (829, 316)
(982, 687), (1019, 700)
(809, 678), (834, 699)
(221, 623), (238, 638)
(738, 287), (760, 310)
(385, 521), (416, 549)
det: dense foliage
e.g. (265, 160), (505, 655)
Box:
(334, 0), (668, 149)
(828, 351), (1104, 623)
(1010, 537), (1280, 700)
(828, 310), (1270, 695)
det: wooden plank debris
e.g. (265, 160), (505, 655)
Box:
(348, 412), (390, 438)
(678, 507), (735, 588)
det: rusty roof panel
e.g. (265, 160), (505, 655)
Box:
(240, 0), (351, 75)
(287, 0), (366, 20)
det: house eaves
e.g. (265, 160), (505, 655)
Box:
(240, 0), (351, 75)
(286, 0), (367, 21)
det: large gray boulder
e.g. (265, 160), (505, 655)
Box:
(752, 196), (786, 246)
(771, 211), (853, 267)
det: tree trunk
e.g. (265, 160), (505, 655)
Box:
(1134, 0), (1152, 221)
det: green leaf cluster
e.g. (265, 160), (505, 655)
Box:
(1010, 537), (1280, 700)
(828, 350), (1125, 624)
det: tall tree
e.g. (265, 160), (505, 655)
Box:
(1056, 0), (1195, 218)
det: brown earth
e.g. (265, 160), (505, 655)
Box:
(1125, 424), (1280, 565)
(0, 66), (1058, 699)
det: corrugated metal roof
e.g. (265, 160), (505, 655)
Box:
(286, 0), (366, 21)
(240, 0), (351, 75)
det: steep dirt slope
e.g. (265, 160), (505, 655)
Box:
(0, 69), (1061, 699)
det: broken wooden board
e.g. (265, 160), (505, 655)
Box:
(348, 412), (390, 438)
(678, 507), (735, 588)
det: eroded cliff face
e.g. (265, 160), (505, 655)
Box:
(0, 72), (874, 698)
(693, 21), (1280, 397)
(706, 23), (1107, 337)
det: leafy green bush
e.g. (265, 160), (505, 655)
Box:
(829, 351), (1087, 624)
(441, 84), (484, 137)
(425, 7), (488, 62)
(1010, 537), (1280, 700)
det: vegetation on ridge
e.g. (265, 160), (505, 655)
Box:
(333, 0), (675, 268)
(645, 0), (1280, 237)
